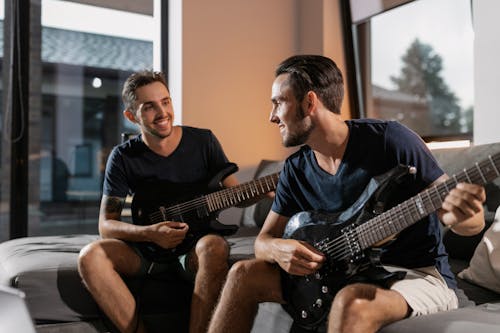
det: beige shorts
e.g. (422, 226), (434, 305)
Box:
(386, 265), (458, 317)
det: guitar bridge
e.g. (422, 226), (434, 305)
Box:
(341, 224), (363, 262)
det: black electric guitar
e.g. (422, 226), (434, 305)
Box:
(131, 163), (279, 262)
(281, 152), (500, 330)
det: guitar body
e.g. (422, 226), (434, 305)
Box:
(281, 165), (413, 330)
(131, 163), (239, 262)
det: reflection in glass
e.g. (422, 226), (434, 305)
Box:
(28, 1), (154, 236)
(356, 0), (473, 141)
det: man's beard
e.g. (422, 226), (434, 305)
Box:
(143, 124), (172, 139)
(283, 106), (314, 147)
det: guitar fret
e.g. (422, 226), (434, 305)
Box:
(424, 188), (436, 211)
(489, 155), (500, 176)
(463, 168), (472, 183)
(475, 162), (487, 183)
(389, 206), (399, 235)
(442, 181), (450, 193)
(434, 184), (446, 203)
(414, 193), (426, 217)
(396, 202), (409, 232)
(360, 222), (373, 248)
(350, 152), (500, 251)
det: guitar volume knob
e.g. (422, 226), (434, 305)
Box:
(315, 298), (323, 308)
(301, 310), (308, 319)
(321, 285), (329, 294)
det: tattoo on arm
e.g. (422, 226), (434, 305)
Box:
(102, 195), (125, 217)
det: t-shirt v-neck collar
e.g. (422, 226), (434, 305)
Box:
(138, 129), (184, 161)
(308, 125), (353, 177)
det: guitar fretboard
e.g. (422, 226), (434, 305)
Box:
(153, 172), (280, 220)
(356, 152), (500, 250)
(206, 173), (280, 212)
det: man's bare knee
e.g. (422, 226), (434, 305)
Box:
(226, 260), (283, 302)
(196, 234), (229, 259)
(78, 241), (109, 275)
(78, 239), (139, 277)
(334, 283), (377, 309)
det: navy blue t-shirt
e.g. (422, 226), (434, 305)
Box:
(103, 126), (230, 198)
(272, 119), (456, 289)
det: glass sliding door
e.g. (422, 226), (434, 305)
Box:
(28, 0), (155, 236)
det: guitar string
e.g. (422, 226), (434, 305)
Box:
(146, 174), (279, 222)
(148, 175), (278, 220)
(327, 164), (495, 260)
(322, 169), (471, 259)
(317, 156), (500, 261)
(147, 176), (277, 216)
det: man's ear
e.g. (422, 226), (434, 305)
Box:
(305, 91), (318, 115)
(123, 109), (137, 123)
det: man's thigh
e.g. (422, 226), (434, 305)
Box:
(387, 266), (458, 316)
(90, 238), (143, 276)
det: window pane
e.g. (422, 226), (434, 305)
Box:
(28, 0), (154, 236)
(363, 0), (473, 140)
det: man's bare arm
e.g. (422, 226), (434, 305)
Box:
(98, 195), (188, 249)
(255, 210), (325, 276)
(433, 174), (486, 236)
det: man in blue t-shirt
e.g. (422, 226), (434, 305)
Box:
(208, 55), (486, 333)
(78, 70), (240, 333)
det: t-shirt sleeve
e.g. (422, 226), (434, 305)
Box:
(102, 147), (129, 198)
(207, 130), (230, 173)
(384, 121), (443, 189)
(271, 160), (300, 217)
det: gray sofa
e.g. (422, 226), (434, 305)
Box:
(1, 142), (500, 332)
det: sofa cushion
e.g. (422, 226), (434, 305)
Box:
(458, 206), (500, 294)
(0, 231), (258, 325)
(379, 302), (500, 333)
(431, 142), (500, 219)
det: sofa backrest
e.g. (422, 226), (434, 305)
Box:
(432, 141), (500, 261)
(431, 141), (500, 214)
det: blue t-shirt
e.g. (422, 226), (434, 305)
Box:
(272, 119), (456, 289)
(103, 126), (230, 198)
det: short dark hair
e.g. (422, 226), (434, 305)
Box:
(122, 70), (168, 111)
(275, 55), (344, 114)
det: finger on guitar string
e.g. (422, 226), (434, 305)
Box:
(150, 221), (189, 249)
(163, 221), (189, 230)
(299, 240), (326, 261)
(440, 182), (485, 226)
(456, 182), (486, 202)
(274, 239), (325, 275)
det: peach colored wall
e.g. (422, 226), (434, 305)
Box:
(179, 0), (349, 175)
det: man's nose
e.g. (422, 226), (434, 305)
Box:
(269, 108), (278, 123)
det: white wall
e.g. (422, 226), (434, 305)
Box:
(473, 0), (500, 145)
(175, 0), (348, 173)
(171, 0), (348, 224)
